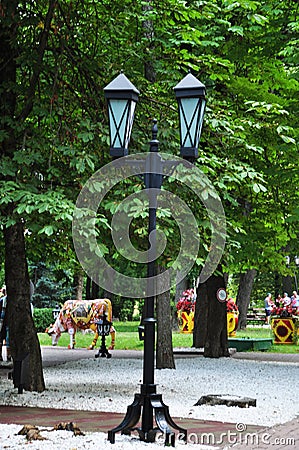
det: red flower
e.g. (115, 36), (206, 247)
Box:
(176, 288), (196, 313)
(227, 299), (238, 313)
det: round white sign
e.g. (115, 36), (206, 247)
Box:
(216, 288), (227, 303)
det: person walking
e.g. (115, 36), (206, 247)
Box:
(0, 286), (9, 361)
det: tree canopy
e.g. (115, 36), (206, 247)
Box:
(1, 0), (299, 300)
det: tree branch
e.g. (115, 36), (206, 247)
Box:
(18, 0), (57, 121)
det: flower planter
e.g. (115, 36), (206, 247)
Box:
(227, 312), (238, 337)
(177, 310), (194, 333)
(176, 288), (196, 333)
(271, 317), (299, 344)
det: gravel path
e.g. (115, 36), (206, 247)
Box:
(0, 350), (298, 449)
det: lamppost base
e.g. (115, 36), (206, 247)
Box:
(95, 334), (112, 358)
(107, 384), (187, 446)
(95, 346), (112, 358)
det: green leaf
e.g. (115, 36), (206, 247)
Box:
(38, 225), (54, 236)
(228, 26), (244, 36)
(280, 135), (296, 145)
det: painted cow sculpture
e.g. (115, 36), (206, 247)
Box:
(46, 299), (115, 350)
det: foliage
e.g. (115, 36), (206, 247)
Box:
(1, 0), (299, 303)
(30, 262), (74, 308)
(33, 308), (54, 333)
(112, 298), (142, 321)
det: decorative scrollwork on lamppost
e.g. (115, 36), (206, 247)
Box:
(104, 72), (206, 446)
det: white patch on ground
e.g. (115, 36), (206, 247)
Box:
(0, 355), (298, 449)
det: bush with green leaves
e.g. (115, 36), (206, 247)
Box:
(33, 308), (54, 332)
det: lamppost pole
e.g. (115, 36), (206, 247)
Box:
(142, 119), (161, 432)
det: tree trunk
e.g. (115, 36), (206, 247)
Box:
(86, 276), (91, 299)
(0, 0), (55, 392)
(274, 272), (281, 299)
(156, 271), (175, 369)
(192, 281), (208, 349)
(73, 267), (84, 300)
(91, 279), (99, 299)
(193, 269), (229, 358)
(4, 217), (45, 392)
(85, 276), (99, 299)
(282, 275), (293, 296)
(236, 269), (257, 330)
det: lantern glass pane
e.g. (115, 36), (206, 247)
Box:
(197, 98), (206, 146)
(179, 97), (206, 150)
(125, 101), (136, 148)
(109, 99), (128, 148)
(179, 98), (198, 147)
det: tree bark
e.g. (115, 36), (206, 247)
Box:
(85, 276), (100, 299)
(91, 279), (99, 299)
(192, 281), (208, 349)
(4, 216), (45, 392)
(193, 269), (229, 358)
(73, 267), (84, 300)
(85, 276), (91, 299)
(236, 269), (257, 330)
(282, 275), (293, 296)
(0, 0), (57, 392)
(156, 267), (175, 369)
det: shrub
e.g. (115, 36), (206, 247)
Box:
(33, 308), (54, 332)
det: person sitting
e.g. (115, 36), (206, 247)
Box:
(264, 293), (274, 324)
(291, 291), (299, 313)
(275, 294), (282, 307)
(282, 292), (291, 306)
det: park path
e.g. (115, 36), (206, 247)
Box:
(0, 346), (298, 449)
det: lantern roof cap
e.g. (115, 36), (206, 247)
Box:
(104, 73), (140, 95)
(174, 73), (205, 96)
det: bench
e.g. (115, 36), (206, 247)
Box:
(246, 307), (266, 325)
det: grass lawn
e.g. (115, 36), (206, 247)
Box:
(38, 321), (299, 353)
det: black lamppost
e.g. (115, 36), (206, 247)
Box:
(94, 312), (112, 359)
(104, 72), (206, 446)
